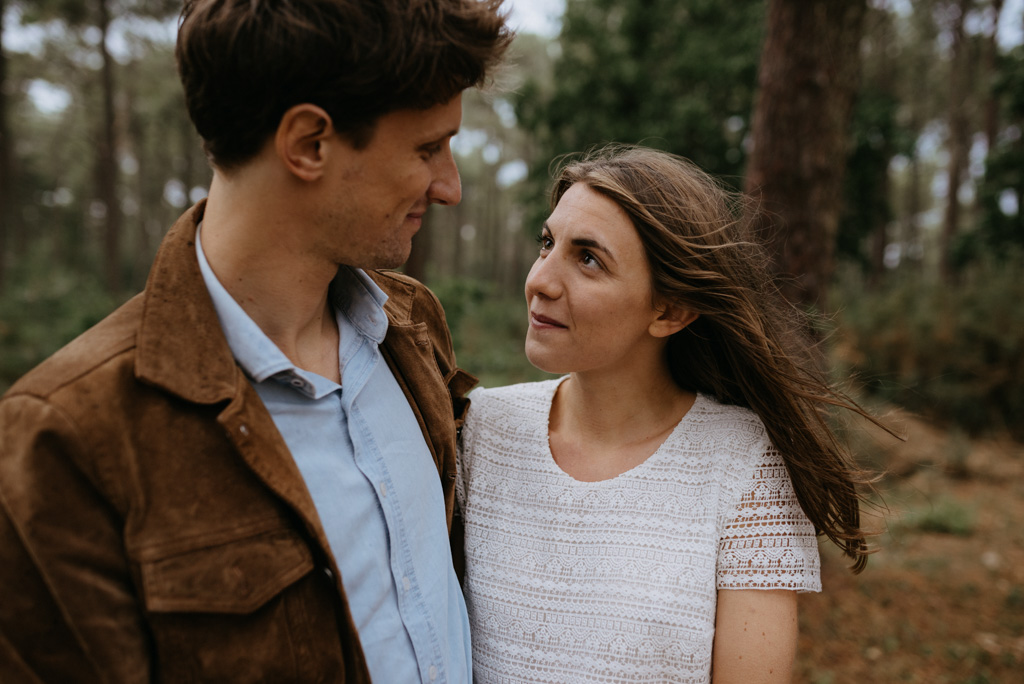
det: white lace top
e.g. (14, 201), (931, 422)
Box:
(456, 378), (820, 684)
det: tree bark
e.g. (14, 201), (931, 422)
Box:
(744, 0), (867, 311)
(97, 0), (122, 293)
(939, 0), (973, 283)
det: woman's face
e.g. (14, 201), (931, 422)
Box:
(524, 182), (670, 376)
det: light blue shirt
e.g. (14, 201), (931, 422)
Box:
(195, 228), (471, 683)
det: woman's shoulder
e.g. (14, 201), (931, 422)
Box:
(691, 394), (767, 434)
(679, 394), (774, 461)
(468, 376), (564, 412)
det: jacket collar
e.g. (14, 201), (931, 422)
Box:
(134, 201), (423, 404)
(135, 201), (238, 404)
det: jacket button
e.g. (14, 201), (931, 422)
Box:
(323, 567), (334, 581)
(239, 424), (250, 436)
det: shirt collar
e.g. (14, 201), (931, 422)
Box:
(328, 266), (390, 345)
(194, 223), (390, 385)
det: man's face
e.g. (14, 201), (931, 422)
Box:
(315, 94), (463, 270)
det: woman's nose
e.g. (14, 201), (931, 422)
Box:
(525, 254), (561, 302)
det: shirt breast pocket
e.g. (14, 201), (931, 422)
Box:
(137, 528), (336, 682)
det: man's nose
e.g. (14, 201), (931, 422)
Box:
(428, 148), (461, 206)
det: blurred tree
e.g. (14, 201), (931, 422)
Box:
(972, 41), (1024, 257)
(14, 0), (180, 292)
(744, 0), (867, 311)
(838, 3), (905, 282)
(0, 0), (9, 292)
(96, 0), (120, 292)
(839, 87), (899, 281)
(938, 0), (976, 283)
(983, 0), (1005, 150)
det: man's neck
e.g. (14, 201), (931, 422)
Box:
(199, 172), (343, 382)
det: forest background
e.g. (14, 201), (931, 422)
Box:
(2, 0), (1023, 681)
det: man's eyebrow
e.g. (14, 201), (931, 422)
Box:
(422, 129), (460, 147)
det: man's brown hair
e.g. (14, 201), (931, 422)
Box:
(176, 0), (512, 169)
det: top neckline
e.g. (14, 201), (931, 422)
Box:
(542, 375), (705, 485)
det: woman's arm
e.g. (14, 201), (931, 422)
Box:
(712, 589), (798, 683)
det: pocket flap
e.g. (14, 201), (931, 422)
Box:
(141, 530), (314, 614)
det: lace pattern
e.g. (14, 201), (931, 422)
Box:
(457, 378), (820, 683)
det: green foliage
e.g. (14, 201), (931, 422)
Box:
(0, 253), (122, 392)
(834, 252), (1024, 437)
(904, 496), (976, 537)
(514, 0), (764, 229)
(431, 276), (553, 389)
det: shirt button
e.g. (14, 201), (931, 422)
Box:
(429, 665), (438, 681)
(239, 424), (249, 436)
(379, 482), (387, 498)
(402, 576), (411, 592)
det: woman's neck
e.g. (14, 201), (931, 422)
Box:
(548, 360), (696, 482)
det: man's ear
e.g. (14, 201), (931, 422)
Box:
(649, 302), (699, 339)
(274, 104), (333, 181)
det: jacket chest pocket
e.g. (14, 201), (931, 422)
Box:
(137, 528), (343, 683)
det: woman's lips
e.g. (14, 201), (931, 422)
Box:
(530, 312), (567, 329)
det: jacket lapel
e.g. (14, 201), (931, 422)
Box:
(133, 202), (334, 561)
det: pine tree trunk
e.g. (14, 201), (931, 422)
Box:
(940, 0), (973, 283)
(984, 0), (1004, 152)
(744, 0), (867, 311)
(97, 0), (122, 293)
(0, 0), (10, 293)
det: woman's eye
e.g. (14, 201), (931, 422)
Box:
(581, 251), (601, 268)
(535, 233), (553, 251)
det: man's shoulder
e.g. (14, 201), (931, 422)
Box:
(367, 269), (443, 321)
(4, 293), (145, 401)
(366, 270), (438, 307)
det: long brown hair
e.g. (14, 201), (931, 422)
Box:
(553, 144), (876, 572)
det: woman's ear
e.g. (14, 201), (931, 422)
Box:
(649, 302), (699, 338)
(274, 104), (333, 181)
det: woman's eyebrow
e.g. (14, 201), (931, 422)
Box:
(571, 237), (616, 263)
(542, 221), (617, 263)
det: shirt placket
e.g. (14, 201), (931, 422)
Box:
(342, 337), (446, 683)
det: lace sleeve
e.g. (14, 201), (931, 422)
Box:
(717, 446), (822, 592)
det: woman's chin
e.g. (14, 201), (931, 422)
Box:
(524, 345), (566, 376)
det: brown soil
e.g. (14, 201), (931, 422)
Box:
(794, 410), (1024, 683)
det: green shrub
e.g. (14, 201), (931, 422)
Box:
(833, 251), (1024, 438)
(903, 496), (977, 537)
(0, 265), (121, 393)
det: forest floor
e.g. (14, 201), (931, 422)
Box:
(794, 408), (1024, 683)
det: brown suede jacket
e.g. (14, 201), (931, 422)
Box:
(0, 202), (476, 683)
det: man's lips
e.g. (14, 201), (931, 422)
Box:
(406, 205), (428, 223)
(530, 312), (567, 329)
